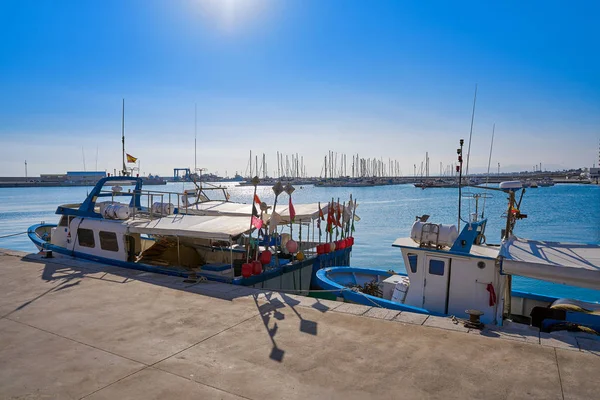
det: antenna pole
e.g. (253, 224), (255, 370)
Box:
(121, 98), (126, 176)
(482, 123), (495, 218)
(194, 103), (197, 173)
(465, 84), (478, 177)
(457, 139), (464, 230)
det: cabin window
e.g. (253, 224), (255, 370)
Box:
(77, 228), (95, 248)
(58, 216), (74, 227)
(407, 253), (418, 273)
(99, 231), (119, 252)
(428, 259), (445, 276)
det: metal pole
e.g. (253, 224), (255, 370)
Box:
(465, 84), (478, 177)
(458, 139), (464, 230)
(246, 176), (259, 263)
(121, 99), (126, 176)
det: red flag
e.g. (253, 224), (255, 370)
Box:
(254, 194), (261, 204)
(317, 203), (324, 229)
(326, 202), (334, 233)
(251, 215), (263, 229)
(336, 203), (342, 227)
(289, 197), (296, 222)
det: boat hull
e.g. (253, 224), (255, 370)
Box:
(316, 267), (437, 315)
(315, 266), (574, 322)
(27, 223), (354, 290)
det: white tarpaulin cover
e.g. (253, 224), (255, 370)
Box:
(128, 214), (253, 241)
(184, 201), (358, 224)
(500, 236), (600, 290)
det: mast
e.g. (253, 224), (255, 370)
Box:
(121, 98), (126, 176)
(457, 139), (464, 230)
(482, 124), (495, 219)
(465, 84), (478, 177)
(194, 103), (197, 174)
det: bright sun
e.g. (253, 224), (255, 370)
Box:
(193, 0), (270, 32)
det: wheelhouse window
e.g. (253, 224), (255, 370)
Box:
(77, 228), (95, 248)
(99, 231), (119, 252)
(58, 216), (73, 227)
(407, 253), (418, 273)
(428, 259), (445, 276)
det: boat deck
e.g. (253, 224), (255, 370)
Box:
(1, 248), (599, 399)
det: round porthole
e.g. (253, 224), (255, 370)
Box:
(477, 261), (486, 269)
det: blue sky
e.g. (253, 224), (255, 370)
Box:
(1, 0), (599, 177)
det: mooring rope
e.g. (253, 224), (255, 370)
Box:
(0, 231), (28, 239)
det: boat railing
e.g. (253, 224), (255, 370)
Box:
(99, 187), (222, 221)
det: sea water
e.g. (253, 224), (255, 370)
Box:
(1, 182), (599, 302)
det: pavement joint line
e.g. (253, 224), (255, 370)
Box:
(6, 317), (151, 367)
(147, 313), (263, 368)
(554, 348), (565, 400)
(151, 366), (255, 400)
(78, 365), (150, 400)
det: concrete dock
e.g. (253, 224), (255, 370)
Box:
(1, 249), (599, 399)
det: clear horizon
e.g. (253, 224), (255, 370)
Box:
(1, 1), (599, 178)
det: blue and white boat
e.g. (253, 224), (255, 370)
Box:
(316, 180), (600, 331)
(28, 176), (355, 291)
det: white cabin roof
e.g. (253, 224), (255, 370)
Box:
(391, 237), (499, 259)
(500, 236), (600, 291)
(127, 214), (253, 241)
(186, 201), (357, 224)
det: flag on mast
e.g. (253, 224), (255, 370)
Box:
(326, 201), (334, 234)
(126, 153), (137, 163)
(254, 193), (261, 204)
(288, 196), (296, 223)
(251, 204), (263, 229)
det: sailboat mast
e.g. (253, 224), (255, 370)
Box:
(121, 98), (126, 176)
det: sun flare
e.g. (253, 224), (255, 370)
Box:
(193, 0), (270, 32)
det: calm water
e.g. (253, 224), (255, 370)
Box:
(1, 182), (599, 302)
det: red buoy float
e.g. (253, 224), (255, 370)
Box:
(252, 260), (263, 275)
(241, 263), (253, 278)
(259, 250), (272, 265)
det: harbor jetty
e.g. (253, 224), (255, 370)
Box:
(1, 248), (598, 399)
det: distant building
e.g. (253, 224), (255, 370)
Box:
(65, 171), (106, 183)
(590, 167), (599, 180)
(40, 174), (67, 183)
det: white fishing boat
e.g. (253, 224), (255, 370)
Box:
(317, 180), (600, 332)
(28, 176), (358, 291)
